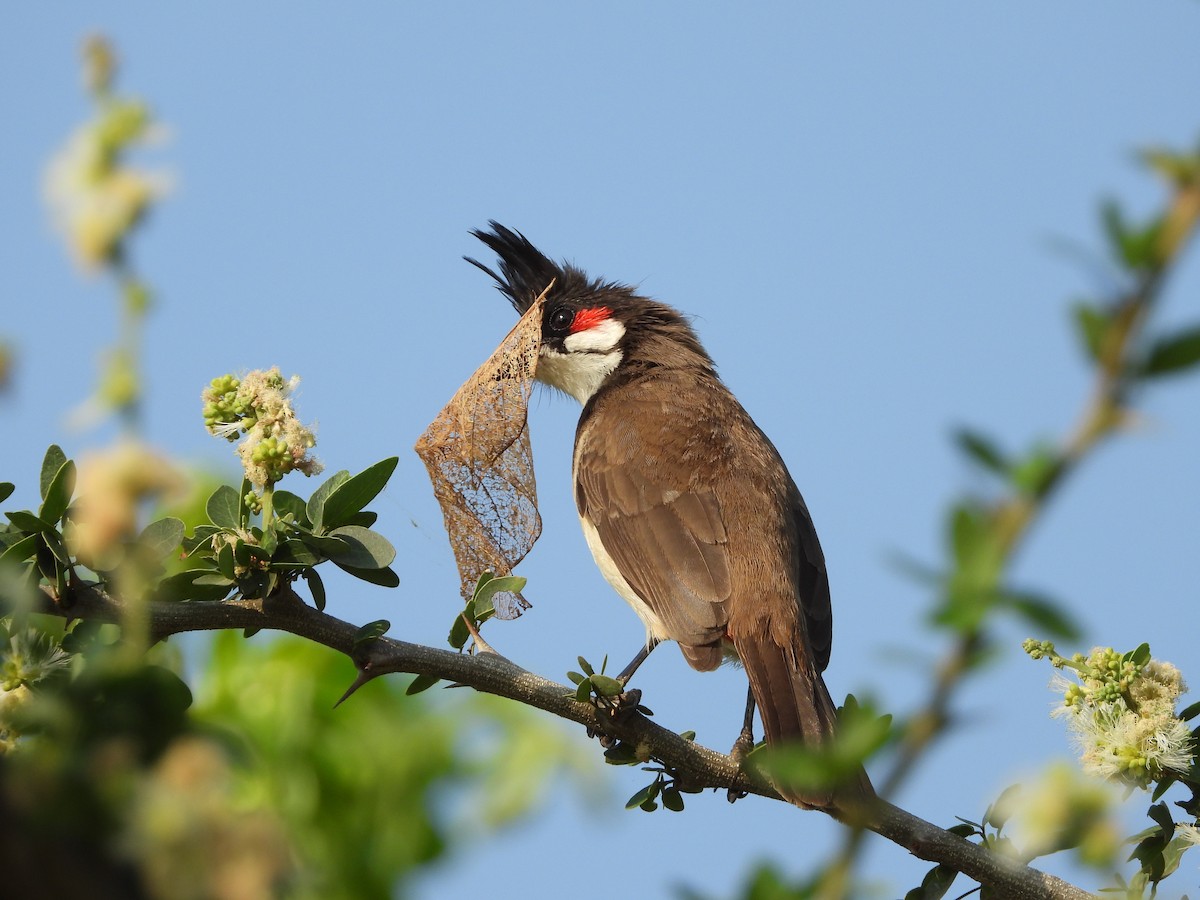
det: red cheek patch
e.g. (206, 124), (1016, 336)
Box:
(570, 306), (612, 333)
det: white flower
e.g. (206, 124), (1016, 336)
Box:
(1069, 702), (1194, 787)
(1175, 823), (1200, 849)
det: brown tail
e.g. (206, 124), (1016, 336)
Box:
(737, 636), (875, 809)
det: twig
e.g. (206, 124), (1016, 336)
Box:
(27, 582), (1095, 900)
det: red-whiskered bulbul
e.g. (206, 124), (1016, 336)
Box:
(468, 223), (869, 808)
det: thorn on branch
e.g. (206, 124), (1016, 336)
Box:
(461, 612), (506, 659)
(334, 663), (379, 708)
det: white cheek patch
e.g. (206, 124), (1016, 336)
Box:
(537, 346), (622, 404)
(564, 318), (626, 354)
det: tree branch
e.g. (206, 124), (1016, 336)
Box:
(30, 582), (1095, 900)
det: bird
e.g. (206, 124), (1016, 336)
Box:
(466, 222), (869, 808)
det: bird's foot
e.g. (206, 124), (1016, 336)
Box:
(725, 725), (756, 803)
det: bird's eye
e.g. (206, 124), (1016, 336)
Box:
(548, 307), (574, 332)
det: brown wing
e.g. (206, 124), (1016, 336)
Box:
(574, 399), (732, 653)
(790, 487), (832, 672)
(575, 370), (833, 679)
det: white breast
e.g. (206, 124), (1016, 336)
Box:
(578, 513), (671, 644)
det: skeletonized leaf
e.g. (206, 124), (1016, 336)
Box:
(414, 286), (548, 619)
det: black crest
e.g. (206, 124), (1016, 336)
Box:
(466, 222), (605, 314)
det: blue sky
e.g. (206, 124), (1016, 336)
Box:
(3, 4), (1200, 897)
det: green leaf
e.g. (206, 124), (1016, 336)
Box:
(946, 823), (980, 838)
(603, 742), (639, 765)
(272, 539), (321, 567)
(138, 517), (185, 561)
(0, 533), (39, 566)
(405, 673), (439, 696)
(39, 460), (75, 525)
(577, 656), (595, 677)
(333, 562), (400, 588)
(303, 569), (326, 611)
(573, 679), (592, 702)
(1128, 642), (1152, 669)
(1010, 443), (1062, 497)
(954, 428), (1008, 476)
(1178, 700), (1200, 722)
(353, 619), (391, 651)
(216, 542), (235, 579)
(1159, 832), (1192, 881)
(5, 510), (54, 535)
(448, 612), (470, 650)
(182, 525), (223, 555)
(307, 470), (350, 533)
(237, 568), (273, 601)
(1150, 774), (1176, 802)
(661, 787), (685, 812)
(320, 457), (399, 530)
(1139, 325), (1200, 378)
(1146, 801), (1174, 833)
(42, 529), (71, 565)
(566, 671), (585, 685)
(193, 573), (235, 588)
(1101, 199), (1163, 271)
(234, 538), (268, 568)
(1072, 302), (1111, 362)
(39, 445), (67, 501)
(35, 543), (58, 581)
(472, 574), (526, 619)
(948, 502), (988, 567)
(625, 782), (660, 810)
(589, 674), (624, 698)
(984, 783), (1022, 830)
(325, 525), (396, 569)
(904, 864), (959, 900)
(1002, 591), (1082, 641)
(206, 485), (242, 528)
(0, 483), (14, 505)
(156, 570), (233, 602)
(271, 490), (310, 526)
(61, 619), (102, 654)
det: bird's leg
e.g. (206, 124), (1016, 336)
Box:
(727, 686), (756, 803)
(617, 638), (661, 685)
(588, 639), (662, 745)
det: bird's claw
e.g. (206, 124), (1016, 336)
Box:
(725, 726), (756, 803)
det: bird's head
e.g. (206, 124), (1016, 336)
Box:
(466, 222), (713, 404)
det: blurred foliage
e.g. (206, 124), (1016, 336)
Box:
(719, 133), (1200, 900)
(195, 632), (457, 898)
(0, 440), (592, 899)
(0, 601), (594, 899)
(0, 30), (603, 900)
(44, 35), (168, 431)
(0, 339), (13, 394)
